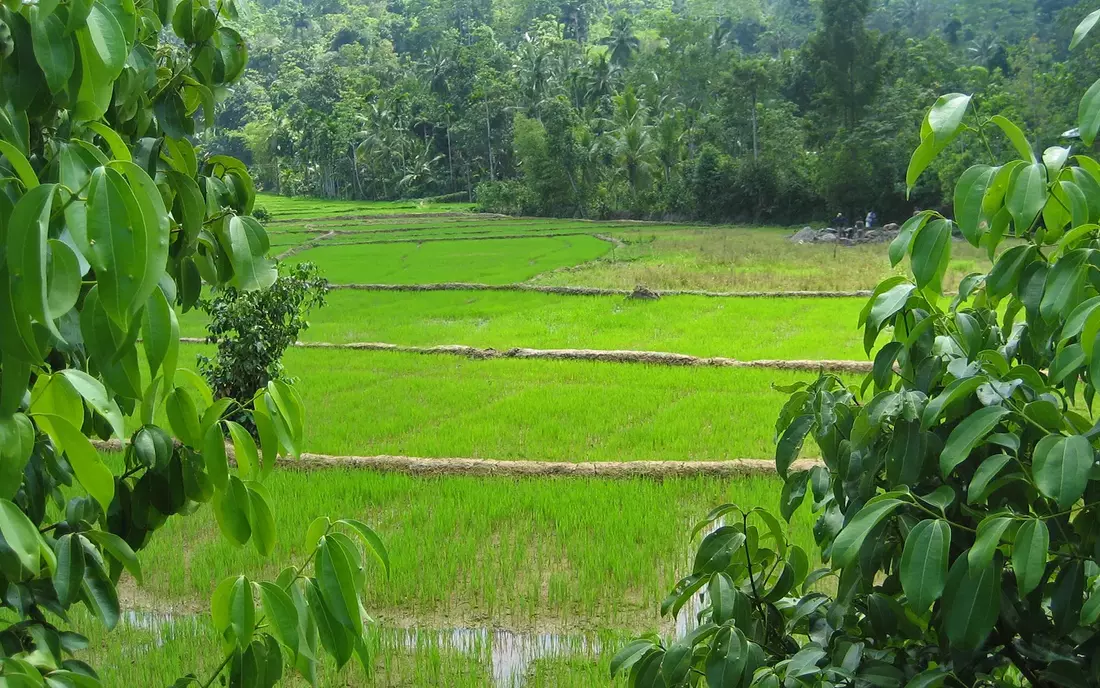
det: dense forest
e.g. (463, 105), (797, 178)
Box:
(208, 0), (1100, 223)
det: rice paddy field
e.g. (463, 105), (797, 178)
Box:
(86, 194), (957, 685)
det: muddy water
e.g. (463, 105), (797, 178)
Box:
(122, 611), (616, 687)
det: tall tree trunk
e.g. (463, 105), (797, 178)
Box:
(485, 100), (494, 181)
(446, 110), (455, 193)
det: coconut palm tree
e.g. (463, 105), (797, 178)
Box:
(602, 15), (639, 66)
(613, 121), (656, 192)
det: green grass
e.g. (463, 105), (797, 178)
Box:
(531, 227), (995, 292)
(100, 462), (812, 629)
(183, 346), (826, 461)
(286, 235), (612, 284)
(177, 290), (867, 360)
(258, 193), (475, 220)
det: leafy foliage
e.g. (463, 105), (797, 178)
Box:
(615, 10), (1100, 688)
(0, 1), (383, 685)
(198, 261), (329, 414)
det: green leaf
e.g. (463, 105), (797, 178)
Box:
(660, 639), (693, 684)
(316, 536), (363, 634)
(246, 486), (275, 557)
(165, 387), (203, 448)
(1033, 434), (1093, 509)
(203, 422), (229, 490)
(84, 530), (142, 584)
(776, 414), (813, 478)
(1006, 163), (1048, 233)
(337, 518), (390, 577)
(229, 575), (255, 649)
(85, 4), (126, 76)
(954, 165), (996, 246)
(922, 377), (985, 429)
(1082, 79), (1100, 147)
(968, 454), (1012, 504)
(705, 627), (746, 688)
(142, 286), (179, 386)
(610, 639), (655, 678)
(81, 553), (120, 630)
(1013, 518), (1048, 597)
(7, 184), (63, 341)
(900, 519), (950, 613)
(693, 526), (746, 574)
(890, 214), (931, 267)
(1050, 344), (1085, 384)
(30, 10), (75, 94)
(259, 582), (300, 660)
(46, 238), (82, 319)
(38, 414), (114, 511)
(225, 421), (258, 480)
(911, 219), (951, 293)
(991, 115), (1036, 163)
(1041, 249), (1089, 322)
(780, 471), (810, 522)
(831, 499), (906, 568)
(0, 141), (40, 190)
(0, 499), (42, 573)
(84, 168), (147, 325)
(213, 476), (251, 546)
(53, 534), (85, 606)
(222, 216), (276, 291)
(905, 668), (949, 688)
(967, 516), (1013, 570)
(0, 414), (34, 500)
(57, 369), (125, 439)
(940, 406), (1009, 476)
(942, 555), (1000, 651)
(710, 573), (741, 626)
(253, 403), (279, 478)
(1072, 9), (1100, 49)
(869, 284), (916, 332)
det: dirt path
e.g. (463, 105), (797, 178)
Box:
(276, 230), (335, 259)
(93, 439), (818, 478)
(332, 282), (873, 298)
(177, 337), (872, 372)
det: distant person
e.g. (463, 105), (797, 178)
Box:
(865, 210), (877, 228)
(834, 212), (847, 229)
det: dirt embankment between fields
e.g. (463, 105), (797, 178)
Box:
(92, 438), (820, 478)
(332, 282), (874, 298)
(177, 337), (873, 373)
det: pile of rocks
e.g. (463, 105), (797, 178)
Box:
(790, 222), (901, 246)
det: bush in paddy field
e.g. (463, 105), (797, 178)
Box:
(0, 1), (384, 686)
(198, 262), (329, 424)
(614, 10), (1100, 688)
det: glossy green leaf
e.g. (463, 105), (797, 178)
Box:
(831, 498), (906, 568)
(693, 526), (746, 574)
(81, 554), (120, 630)
(922, 377), (985, 429)
(337, 518), (390, 577)
(1082, 79), (1100, 147)
(967, 454), (1012, 504)
(1072, 8), (1100, 49)
(705, 627), (746, 688)
(58, 369), (125, 439)
(259, 582), (300, 659)
(229, 575), (255, 648)
(0, 499), (42, 573)
(84, 530), (142, 584)
(226, 421), (259, 480)
(53, 534), (85, 606)
(1006, 163), (1048, 233)
(30, 11), (74, 94)
(222, 216), (276, 291)
(1033, 434), (1092, 509)
(942, 556), (1000, 651)
(165, 387), (203, 448)
(316, 536), (363, 634)
(911, 219), (950, 293)
(889, 214), (930, 267)
(1041, 249), (1089, 322)
(967, 516), (1013, 570)
(900, 519), (949, 613)
(203, 422), (229, 490)
(1013, 518), (1048, 597)
(954, 165), (996, 246)
(246, 486), (275, 557)
(85, 5), (126, 76)
(0, 414), (34, 500)
(776, 414), (813, 478)
(142, 286), (179, 386)
(213, 476), (252, 546)
(38, 414), (114, 511)
(940, 406), (1009, 475)
(7, 184), (63, 340)
(991, 115), (1036, 163)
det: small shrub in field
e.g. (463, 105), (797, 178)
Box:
(614, 10), (1100, 687)
(198, 262), (330, 410)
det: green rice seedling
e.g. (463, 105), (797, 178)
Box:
(89, 461), (814, 631)
(285, 235), (612, 284)
(257, 193), (474, 220)
(176, 291), (866, 360)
